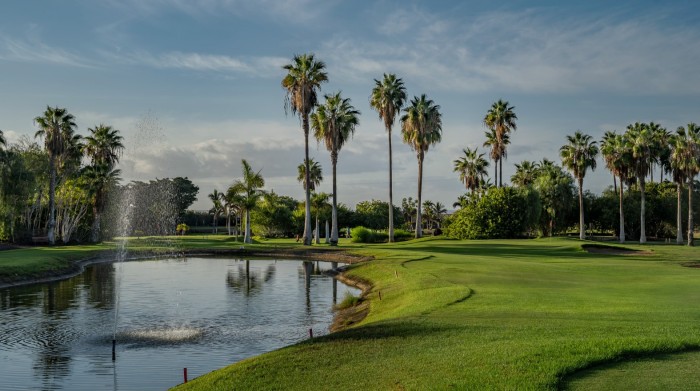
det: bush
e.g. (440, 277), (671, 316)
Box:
(350, 226), (414, 243)
(445, 187), (540, 240)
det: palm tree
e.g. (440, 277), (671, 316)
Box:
(208, 189), (224, 234)
(433, 201), (447, 229)
(626, 122), (662, 244)
(483, 129), (509, 186)
(310, 192), (330, 244)
(0, 129), (5, 150)
(34, 106), (77, 245)
(370, 73), (407, 243)
(83, 124), (124, 242)
(601, 131), (632, 243)
(282, 53), (328, 246)
(511, 160), (540, 187)
(560, 131), (599, 240)
(297, 158), (323, 192)
(672, 123), (700, 246)
(225, 184), (245, 239)
(311, 92), (360, 245)
(483, 100), (517, 187)
(422, 200), (435, 230)
(453, 147), (489, 193)
(230, 159), (265, 244)
(401, 94), (442, 238)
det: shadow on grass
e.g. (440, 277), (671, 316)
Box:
(397, 242), (584, 260)
(312, 320), (458, 343)
(558, 346), (700, 390)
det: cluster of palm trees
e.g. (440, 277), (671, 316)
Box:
(599, 122), (699, 245)
(32, 106), (124, 244)
(208, 159), (265, 244)
(453, 100), (517, 196)
(284, 54), (443, 244)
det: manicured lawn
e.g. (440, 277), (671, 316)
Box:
(167, 237), (700, 390)
(3, 236), (700, 389)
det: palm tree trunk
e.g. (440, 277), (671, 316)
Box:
(330, 152), (339, 245)
(416, 152), (424, 238)
(388, 126), (394, 242)
(689, 179), (695, 246)
(325, 220), (330, 244)
(48, 154), (56, 245)
(640, 178), (647, 244)
(494, 158), (498, 187)
(91, 205), (100, 243)
(499, 157), (503, 188)
(578, 177), (585, 240)
(315, 214), (320, 244)
(677, 182), (684, 244)
(619, 175), (625, 243)
(244, 209), (252, 244)
(613, 174), (617, 195)
(302, 113), (312, 246)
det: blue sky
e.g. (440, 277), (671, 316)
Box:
(2, 0), (699, 210)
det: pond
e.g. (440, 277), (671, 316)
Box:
(0, 257), (359, 390)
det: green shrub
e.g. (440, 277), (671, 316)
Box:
(351, 226), (372, 243)
(393, 229), (413, 241)
(445, 187), (540, 240)
(351, 226), (411, 243)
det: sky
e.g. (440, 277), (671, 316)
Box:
(1, 0), (699, 210)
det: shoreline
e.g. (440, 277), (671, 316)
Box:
(0, 246), (373, 290)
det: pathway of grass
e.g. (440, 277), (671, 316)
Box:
(170, 237), (700, 390)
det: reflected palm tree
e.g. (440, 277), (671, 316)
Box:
(226, 261), (276, 296)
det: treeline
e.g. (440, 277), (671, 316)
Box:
(0, 108), (199, 244)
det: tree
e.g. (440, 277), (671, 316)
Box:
(483, 129), (508, 186)
(534, 163), (577, 237)
(483, 100), (517, 187)
(81, 163), (121, 241)
(0, 129), (5, 151)
(626, 122), (663, 244)
(370, 73), (407, 243)
(208, 189), (224, 234)
(560, 131), (599, 240)
(511, 160), (539, 187)
(225, 184), (244, 238)
(310, 192), (330, 244)
(454, 147), (489, 193)
(601, 131), (632, 243)
(282, 53), (328, 246)
(34, 106), (78, 245)
(401, 94), (442, 238)
(172, 177), (199, 222)
(83, 124), (124, 242)
(297, 158), (323, 192)
(671, 123), (700, 245)
(311, 91), (360, 245)
(230, 159), (265, 244)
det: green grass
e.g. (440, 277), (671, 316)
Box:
(168, 237), (700, 390)
(3, 236), (700, 389)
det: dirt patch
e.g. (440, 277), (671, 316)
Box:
(681, 261), (700, 269)
(582, 244), (652, 256)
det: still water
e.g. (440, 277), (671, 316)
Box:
(0, 257), (358, 390)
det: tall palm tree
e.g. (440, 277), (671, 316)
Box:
(483, 129), (510, 186)
(83, 124), (124, 242)
(511, 160), (540, 187)
(672, 123), (700, 246)
(208, 189), (224, 234)
(601, 131), (632, 243)
(225, 184), (245, 239)
(34, 106), (77, 245)
(560, 131), (599, 240)
(453, 147), (489, 193)
(652, 125), (672, 183)
(282, 53), (328, 246)
(297, 158), (323, 192)
(311, 92), (360, 245)
(310, 192), (330, 244)
(626, 122), (661, 244)
(401, 94), (442, 238)
(230, 159), (265, 244)
(370, 73), (407, 243)
(433, 201), (447, 229)
(483, 99), (517, 187)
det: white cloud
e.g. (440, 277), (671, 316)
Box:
(323, 8), (700, 94)
(0, 35), (90, 67)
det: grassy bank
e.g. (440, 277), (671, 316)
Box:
(166, 237), (700, 390)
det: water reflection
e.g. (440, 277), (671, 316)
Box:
(0, 257), (357, 391)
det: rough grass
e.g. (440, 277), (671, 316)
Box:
(169, 237), (700, 390)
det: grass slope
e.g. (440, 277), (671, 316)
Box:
(169, 237), (700, 390)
